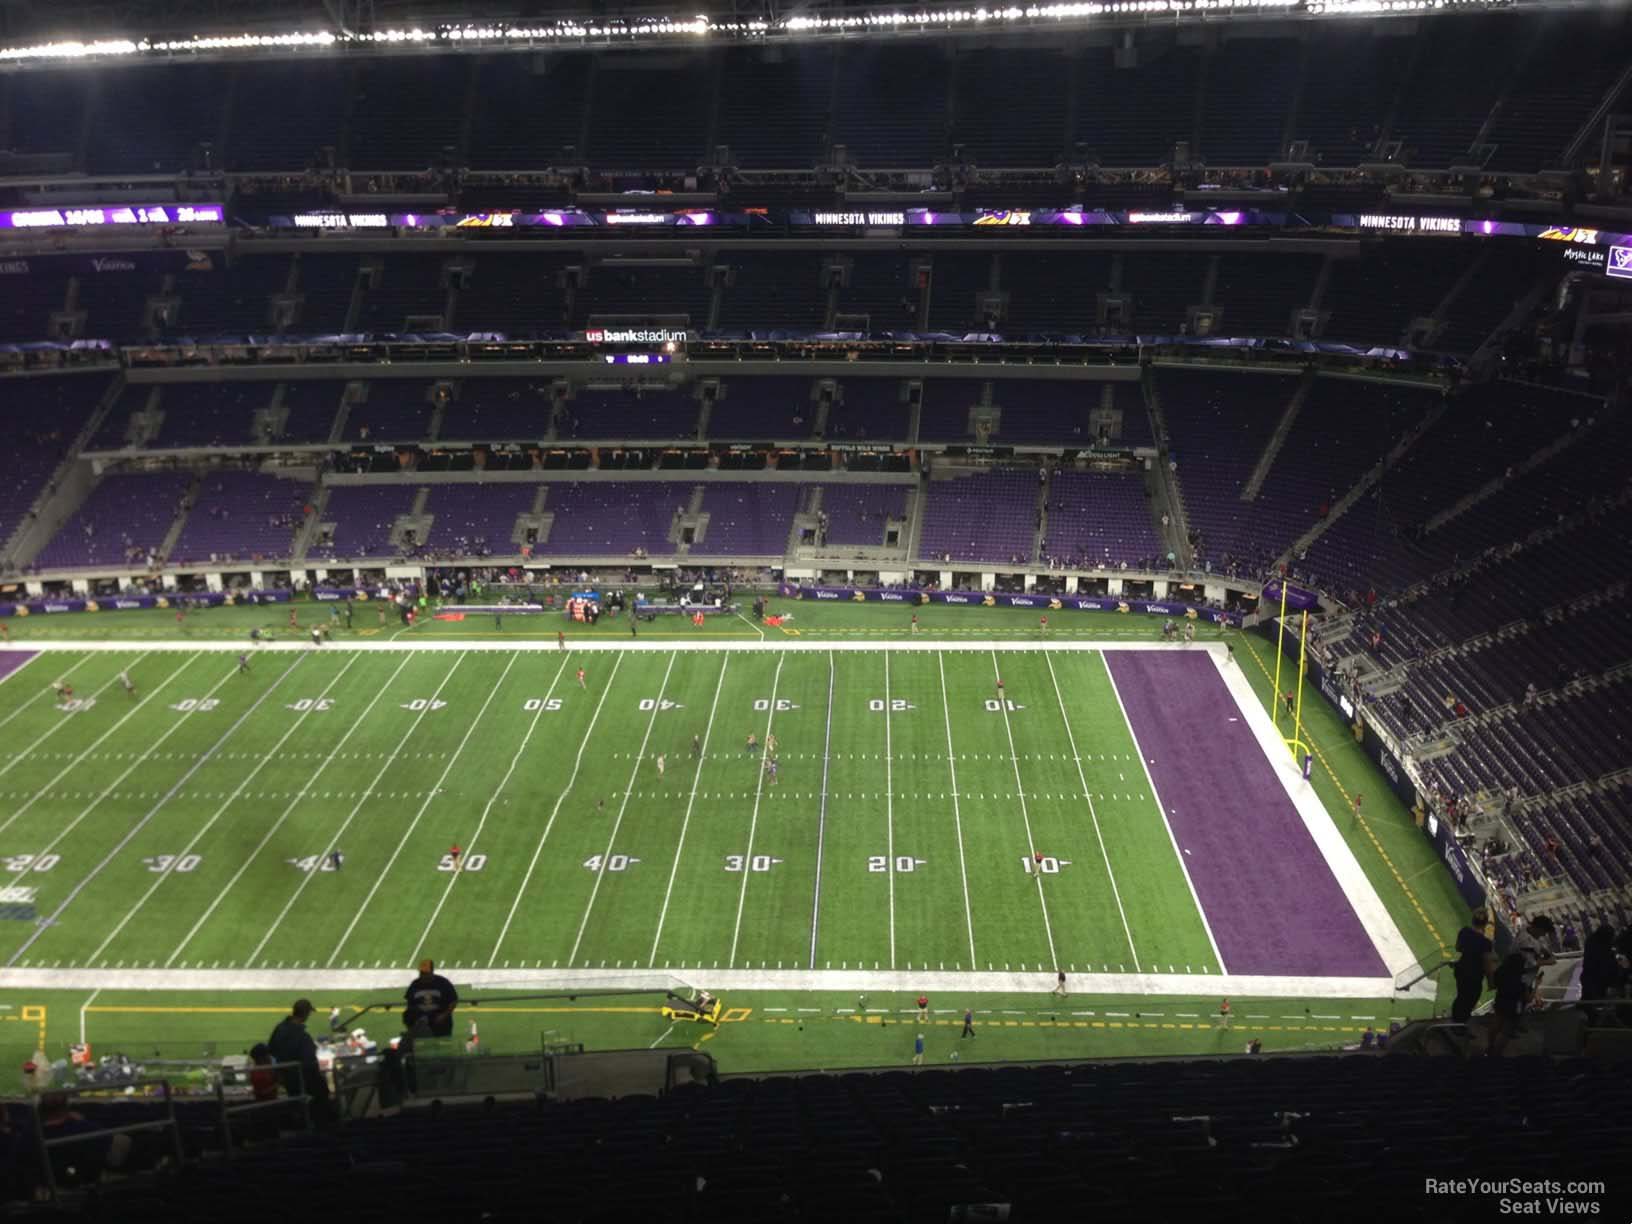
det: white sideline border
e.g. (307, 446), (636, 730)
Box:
(0, 639), (1433, 1002)
(0, 965), (1426, 1000)
(1208, 648), (1418, 989)
(7, 639), (1217, 654)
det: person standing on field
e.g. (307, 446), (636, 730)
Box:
(1053, 970), (1067, 998)
(962, 1008), (976, 1038)
(912, 1032), (925, 1067)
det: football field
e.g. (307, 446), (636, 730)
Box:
(0, 640), (1415, 1001)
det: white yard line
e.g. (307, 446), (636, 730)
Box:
(164, 654), (416, 967)
(734, 611), (765, 640)
(989, 650), (1058, 971)
(488, 653), (626, 965)
(727, 653), (785, 968)
(0, 653), (155, 794)
(0, 963), (1431, 1002)
(883, 651), (896, 969)
(567, 652), (677, 966)
(408, 655), (572, 965)
(79, 988), (100, 1045)
(6, 654), (305, 967)
(247, 653), (469, 964)
(651, 653), (730, 966)
(935, 652), (978, 968)
(1044, 652), (1141, 973)
(648, 1022), (677, 1049)
(0, 651), (45, 689)
(804, 651), (834, 970)
(0, 654), (81, 727)
(86, 655), (362, 964)
(0, 656), (220, 846)
(328, 652), (520, 965)
(1102, 656), (1228, 973)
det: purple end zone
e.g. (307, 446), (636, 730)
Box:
(1105, 650), (1386, 978)
(0, 651), (38, 683)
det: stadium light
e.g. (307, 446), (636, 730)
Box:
(0, 0), (1534, 62)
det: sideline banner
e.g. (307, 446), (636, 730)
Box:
(778, 583), (1244, 626)
(0, 587), (404, 618)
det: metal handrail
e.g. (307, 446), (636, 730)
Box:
(30, 1076), (185, 1203)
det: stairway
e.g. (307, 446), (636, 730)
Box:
(1030, 473), (1048, 565)
(1277, 396), (1447, 569)
(1143, 370), (1192, 566)
(1240, 368), (1314, 502)
(156, 474), (203, 564)
(1422, 404), (1596, 535)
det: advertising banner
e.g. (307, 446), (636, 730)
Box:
(778, 584), (1243, 625)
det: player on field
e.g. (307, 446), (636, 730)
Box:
(0, 622), (10, 643)
(996, 676), (1005, 702)
(691, 734), (702, 760)
(910, 613), (919, 635)
(745, 732), (757, 756)
(175, 605), (185, 627)
(765, 732), (778, 759)
(558, 630), (566, 651)
(448, 843), (463, 873)
(118, 670), (136, 700)
(765, 757), (779, 786)
(576, 667), (586, 690)
(1039, 614), (1048, 635)
(655, 753), (666, 778)
(289, 607), (299, 630)
(237, 653), (251, 674)
(51, 680), (73, 705)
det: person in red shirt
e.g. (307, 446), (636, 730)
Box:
(448, 843), (463, 873)
(288, 608), (299, 630)
(577, 667), (586, 690)
(248, 1043), (279, 1103)
(916, 994), (929, 1022)
(1039, 615), (1048, 635)
(1218, 998), (1232, 1029)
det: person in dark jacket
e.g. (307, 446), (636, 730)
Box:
(267, 999), (332, 1122)
(1451, 909), (1496, 1024)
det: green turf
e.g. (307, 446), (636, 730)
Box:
(0, 646), (1214, 975)
(0, 987), (1425, 1077)
(0, 598), (1468, 1075)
